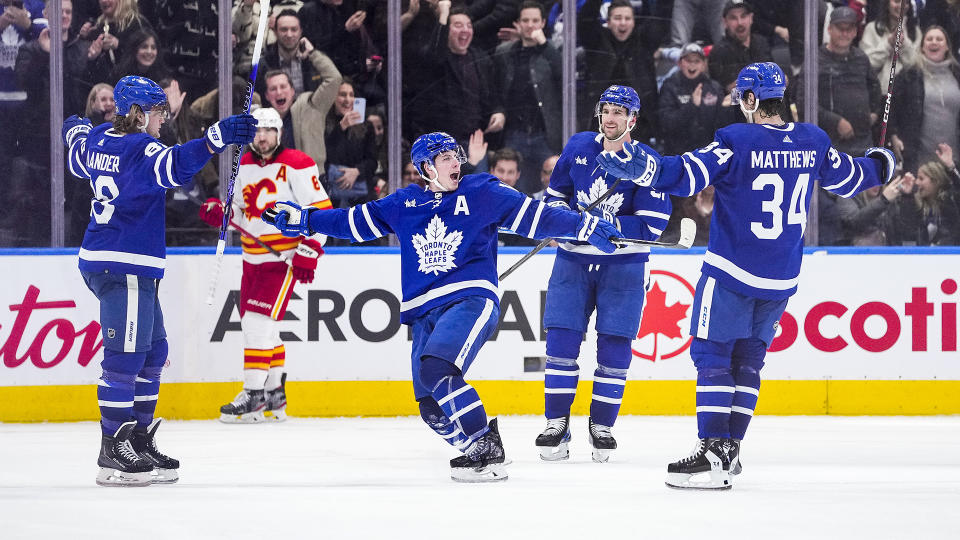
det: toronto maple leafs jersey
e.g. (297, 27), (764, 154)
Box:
(653, 122), (884, 299)
(66, 123), (214, 278)
(545, 132), (672, 264)
(303, 173), (585, 323)
(234, 148), (331, 264)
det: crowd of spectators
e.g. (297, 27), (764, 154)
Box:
(1, 0), (959, 247)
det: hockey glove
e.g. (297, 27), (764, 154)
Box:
(262, 201), (317, 237)
(291, 239), (324, 283)
(197, 198), (225, 227)
(62, 115), (92, 147)
(206, 113), (258, 152)
(588, 206), (621, 230)
(596, 141), (661, 187)
(865, 147), (897, 184)
(577, 212), (620, 254)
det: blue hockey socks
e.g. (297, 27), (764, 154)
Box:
(418, 397), (470, 452)
(98, 349), (147, 435)
(691, 338), (735, 439)
(134, 338), (167, 430)
(590, 334), (631, 427)
(730, 338), (766, 440)
(420, 356), (489, 443)
(544, 328), (583, 419)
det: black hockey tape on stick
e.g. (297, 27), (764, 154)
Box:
(498, 177), (623, 281)
(612, 218), (697, 249)
(879, 3), (906, 147)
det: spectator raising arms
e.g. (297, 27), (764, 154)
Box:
(859, 0), (919, 94)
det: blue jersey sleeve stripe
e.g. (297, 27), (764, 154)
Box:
(153, 148), (173, 188)
(822, 154), (855, 190)
(360, 203), (383, 238)
(164, 149), (180, 187)
(510, 197), (532, 233)
(634, 210), (671, 220)
(347, 206), (364, 242)
(839, 162), (865, 198)
(704, 250), (800, 290)
(526, 200), (545, 238)
(684, 152), (711, 188)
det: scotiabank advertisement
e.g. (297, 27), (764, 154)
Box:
(1, 250), (958, 387)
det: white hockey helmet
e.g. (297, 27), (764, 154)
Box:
(250, 107), (283, 156)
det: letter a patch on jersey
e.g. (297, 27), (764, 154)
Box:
(454, 195), (470, 215)
(411, 215), (463, 275)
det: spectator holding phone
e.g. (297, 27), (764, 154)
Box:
(300, 0), (372, 80)
(86, 0), (152, 84)
(254, 9), (329, 97)
(325, 79), (378, 209)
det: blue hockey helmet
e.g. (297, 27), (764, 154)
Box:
(410, 132), (467, 180)
(731, 62), (786, 105)
(595, 85), (642, 117)
(114, 75), (169, 117)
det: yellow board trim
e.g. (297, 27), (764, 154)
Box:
(1, 380), (959, 422)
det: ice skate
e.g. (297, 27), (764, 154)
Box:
(665, 438), (733, 490)
(535, 415), (571, 461)
(729, 439), (742, 475)
(219, 388), (266, 423)
(96, 421), (154, 487)
(131, 418), (180, 484)
(450, 418), (508, 483)
(587, 417), (616, 463)
(264, 373), (288, 422)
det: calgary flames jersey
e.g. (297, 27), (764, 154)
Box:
(233, 147), (332, 264)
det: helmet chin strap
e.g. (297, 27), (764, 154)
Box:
(739, 97), (759, 124)
(422, 162), (452, 192)
(138, 111), (150, 132)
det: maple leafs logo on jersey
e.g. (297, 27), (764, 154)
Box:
(411, 215), (463, 275)
(576, 177), (623, 217)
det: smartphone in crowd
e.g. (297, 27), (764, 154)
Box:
(353, 97), (366, 123)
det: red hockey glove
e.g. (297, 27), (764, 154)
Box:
(198, 198), (225, 227)
(291, 239), (323, 283)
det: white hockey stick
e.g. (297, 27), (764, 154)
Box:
(205, 0), (271, 305)
(613, 217), (697, 249)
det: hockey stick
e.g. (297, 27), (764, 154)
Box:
(613, 218), (696, 249)
(498, 177), (622, 282)
(183, 190), (289, 260)
(206, 0), (271, 305)
(878, 2), (907, 147)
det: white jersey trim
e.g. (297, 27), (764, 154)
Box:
(704, 250), (799, 290)
(79, 248), (167, 269)
(125, 275), (139, 353)
(545, 187), (567, 198)
(455, 299), (494, 369)
(400, 279), (500, 312)
(559, 242), (650, 256)
(761, 123), (795, 132)
(527, 201), (545, 238)
(510, 197), (532, 233)
(360, 204), (383, 238)
(696, 276), (716, 339)
(634, 210), (672, 220)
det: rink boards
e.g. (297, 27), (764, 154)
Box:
(1, 247), (958, 421)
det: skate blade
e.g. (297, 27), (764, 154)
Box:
(96, 467), (152, 487)
(730, 459), (742, 476)
(219, 411), (266, 424)
(538, 442), (570, 461)
(590, 447), (612, 463)
(664, 471), (732, 490)
(151, 468), (179, 484)
(264, 408), (288, 422)
(451, 462), (509, 483)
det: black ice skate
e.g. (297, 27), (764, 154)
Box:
(219, 388), (267, 423)
(131, 418), (180, 484)
(96, 420), (154, 487)
(665, 438), (733, 490)
(450, 418), (508, 483)
(535, 415), (571, 461)
(264, 373), (288, 422)
(730, 439), (742, 475)
(587, 417), (617, 463)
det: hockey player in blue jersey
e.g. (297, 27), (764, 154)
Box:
(62, 75), (257, 486)
(262, 131), (622, 482)
(596, 63), (897, 489)
(535, 85), (672, 463)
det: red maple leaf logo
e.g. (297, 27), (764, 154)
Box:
(636, 281), (691, 362)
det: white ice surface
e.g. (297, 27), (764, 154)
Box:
(2, 415), (959, 540)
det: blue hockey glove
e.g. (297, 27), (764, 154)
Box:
(865, 147), (897, 184)
(262, 201), (317, 237)
(62, 115), (92, 147)
(577, 212), (620, 254)
(596, 140), (661, 187)
(588, 206), (621, 230)
(206, 113), (258, 152)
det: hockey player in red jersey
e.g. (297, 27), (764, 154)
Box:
(199, 107), (332, 423)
